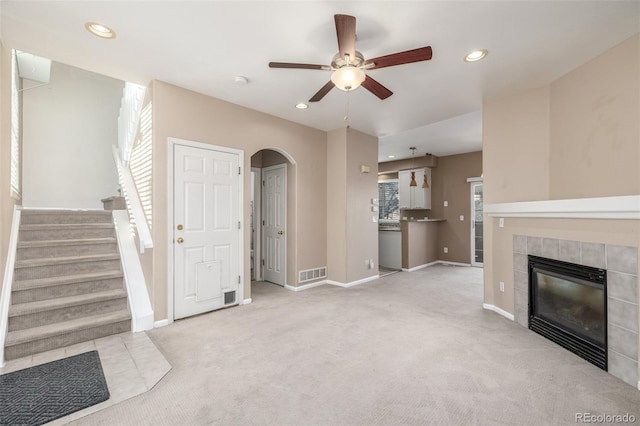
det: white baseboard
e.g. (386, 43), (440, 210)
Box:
(482, 303), (515, 321)
(402, 261), (438, 272)
(326, 274), (379, 288)
(154, 319), (170, 328)
(285, 280), (327, 292)
(438, 261), (471, 267)
(242, 298), (253, 304)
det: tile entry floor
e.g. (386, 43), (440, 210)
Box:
(0, 331), (171, 425)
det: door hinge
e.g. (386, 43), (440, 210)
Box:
(262, 220), (265, 226)
(238, 166), (241, 175)
(261, 259), (265, 266)
(238, 221), (241, 229)
(262, 180), (265, 186)
(238, 276), (241, 284)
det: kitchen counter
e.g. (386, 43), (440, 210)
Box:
(401, 218), (445, 222)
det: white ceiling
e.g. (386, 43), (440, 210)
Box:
(1, 1), (638, 162)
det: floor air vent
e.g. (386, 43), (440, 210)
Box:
(299, 267), (327, 283)
(224, 291), (236, 305)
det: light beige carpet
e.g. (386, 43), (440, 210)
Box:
(75, 265), (640, 425)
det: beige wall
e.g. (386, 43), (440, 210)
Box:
(326, 127), (379, 284)
(483, 34), (640, 313)
(0, 44), (20, 288)
(345, 128), (379, 283)
(549, 35), (640, 199)
(326, 128), (348, 283)
(483, 86), (550, 204)
(151, 81), (327, 320)
(430, 151), (483, 264)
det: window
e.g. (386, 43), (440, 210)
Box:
(378, 180), (399, 220)
(10, 50), (21, 199)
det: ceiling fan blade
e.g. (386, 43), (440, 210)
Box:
(361, 75), (393, 100)
(365, 46), (433, 70)
(309, 81), (335, 102)
(335, 14), (356, 61)
(269, 62), (328, 70)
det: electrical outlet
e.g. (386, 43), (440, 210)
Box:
(364, 259), (370, 266)
(500, 281), (505, 292)
(444, 201), (448, 207)
(444, 247), (448, 254)
(370, 259), (375, 269)
(499, 218), (505, 228)
(372, 216), (378, 223)
(460, 215), (464, 221)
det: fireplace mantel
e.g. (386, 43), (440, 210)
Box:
(485, 195), (640, 220)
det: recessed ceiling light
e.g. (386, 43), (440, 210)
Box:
(85, 22), (116, 39)
(388, 155), (395, 159)
(464, 49), (488, 62)
(234, 76), (249, 85)
(295, 103), (308, 110)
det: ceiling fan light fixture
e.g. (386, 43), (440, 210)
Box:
(464, 49), (488, 62)
(85, 22), (116, 39)
(331, 66), (366, 91)
(295, 102), (308, 110)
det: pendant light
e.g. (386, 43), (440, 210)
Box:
(422, 173), (429, 189)
(409, 147), (417, 187)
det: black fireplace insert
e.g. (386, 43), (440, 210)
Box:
(528, 255), (607, 370)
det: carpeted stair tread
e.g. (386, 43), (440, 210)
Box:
(15, 253), (120, 268)
(20, 223), (114, 230)
(9, 288), (127, 317)
(5, 310), (132, 346)
(17, 237), (117, 248)
(12, 270), (124, 291)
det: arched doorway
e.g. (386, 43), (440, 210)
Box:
(250, 149), (295, 290)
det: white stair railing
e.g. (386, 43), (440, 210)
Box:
(113, 210), (153, 332)
(0, 206), (21, 366)
(112, 145), (153, 253)
(118, 82), (146, 165)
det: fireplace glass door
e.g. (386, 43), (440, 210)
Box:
(529, 255), (607, 370)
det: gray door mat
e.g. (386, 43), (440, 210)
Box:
(0, 350), (109, 426)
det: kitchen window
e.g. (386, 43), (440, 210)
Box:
(378, 180), (399, 220)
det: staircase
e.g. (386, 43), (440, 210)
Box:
(4, 210), (131, 361)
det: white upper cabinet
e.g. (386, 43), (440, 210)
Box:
(398, 168), (431, 209)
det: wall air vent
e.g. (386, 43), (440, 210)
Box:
(224, 291), (236, 305)
(298, 267), (327, 284)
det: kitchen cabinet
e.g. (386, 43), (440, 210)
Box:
(398, 168), (431, 209)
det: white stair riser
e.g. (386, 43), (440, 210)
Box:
(14, 259), (121, 281)
(4, 320), (131, 361)
(19, 227), (115, 241)
(12, 277), (124, 304)
(17, 243), (118, 260)
(9, 297), (129, 331)
(21, 212), (113, 225)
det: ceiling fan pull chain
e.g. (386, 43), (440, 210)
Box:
(344, 91), (350, 126)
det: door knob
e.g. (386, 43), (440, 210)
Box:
(177, 224), (184, 230)
(277, 230), (284, 235)
(176, 237), (184, 244)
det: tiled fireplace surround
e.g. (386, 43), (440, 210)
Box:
(513, 235), (639, 387)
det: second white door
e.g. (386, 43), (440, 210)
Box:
(262, 164), (286, 286)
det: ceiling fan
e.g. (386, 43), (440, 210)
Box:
(269, 14), (433, 102)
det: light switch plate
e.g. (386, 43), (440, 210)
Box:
(460, 215), (464, 221)
(444, 201), (448, 207)
(499, 218), (505, 228)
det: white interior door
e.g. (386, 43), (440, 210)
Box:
(262, 164), (286, 286)
(471, 181), (484, 267)
(174, 144), (241, 319)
